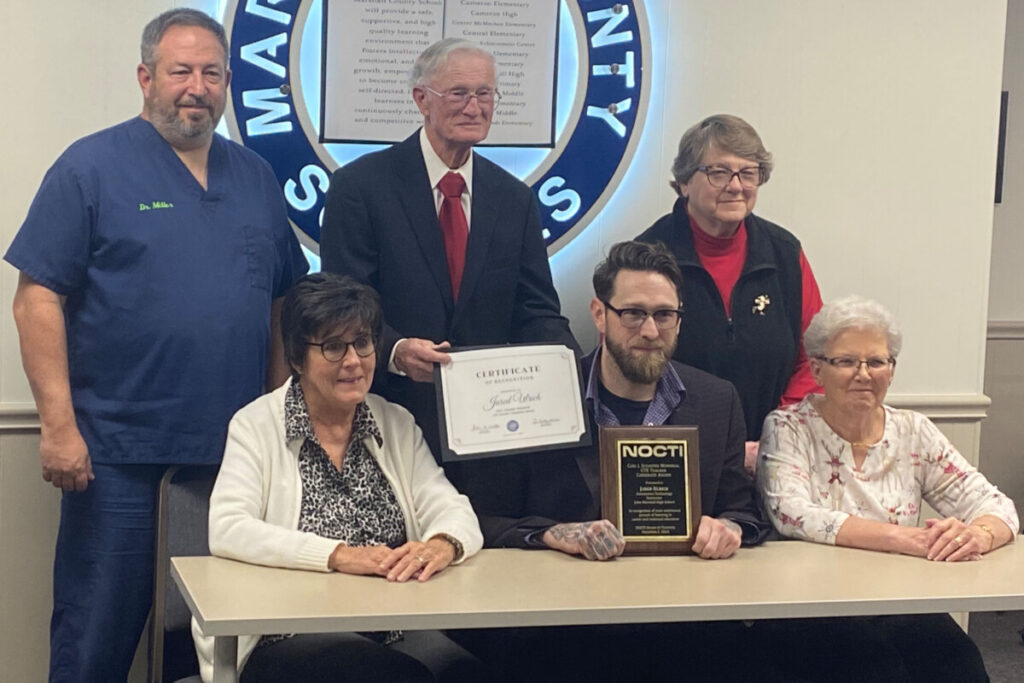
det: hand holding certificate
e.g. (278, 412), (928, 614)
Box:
(434, 344), (589, 461)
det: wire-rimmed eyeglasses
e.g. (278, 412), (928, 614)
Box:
(421, 85), (502, 107)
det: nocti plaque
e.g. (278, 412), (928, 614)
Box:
(600, 426), (701, 555)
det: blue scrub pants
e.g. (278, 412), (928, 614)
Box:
(49, 463), (168, 683)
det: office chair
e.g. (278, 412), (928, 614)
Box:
(149, 465), (218, 683)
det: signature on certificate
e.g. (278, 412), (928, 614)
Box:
(482, 389), (542, 412)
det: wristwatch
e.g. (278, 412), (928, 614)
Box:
(431, 532), (464, 562)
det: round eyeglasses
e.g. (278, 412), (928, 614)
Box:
(696, 165), (764, 189)
(306, 336), (376, 362)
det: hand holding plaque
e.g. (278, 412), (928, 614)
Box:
(599, 425), (702, 555)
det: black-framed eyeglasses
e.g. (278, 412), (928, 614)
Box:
(696, 165), (764, 189)
(306, 335), (376, 362)
(421, 85), (502, 107)
(603, 301), (683, 329)
(815, 356), (896, 372)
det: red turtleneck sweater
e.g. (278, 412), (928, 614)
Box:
(689, 216), (822, 406)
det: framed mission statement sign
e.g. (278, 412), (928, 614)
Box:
(599, 426), (702, 555)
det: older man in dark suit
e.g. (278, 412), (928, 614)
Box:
(453, 241), (771, 681)
(321, 38), (578, 460)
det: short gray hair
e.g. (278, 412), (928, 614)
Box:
(804, 295), (903, 359)
(670, 114), (773, 193)
(141, 8), (228, 70)
(409, 38), (495, 88)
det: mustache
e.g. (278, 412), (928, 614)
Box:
(177, 96), (210, 108)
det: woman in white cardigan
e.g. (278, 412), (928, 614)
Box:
(193, 273), (483, 683)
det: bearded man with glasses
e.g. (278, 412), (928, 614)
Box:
(321, 39), (578, 470)
(452, 241), (771, 681)
(637, 114), (824, 477)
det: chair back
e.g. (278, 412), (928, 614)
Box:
(148, 465), (218, 683)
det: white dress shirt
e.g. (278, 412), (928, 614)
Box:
(388, 130), (476, 374)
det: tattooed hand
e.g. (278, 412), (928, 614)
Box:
(542, 520), (625, 560)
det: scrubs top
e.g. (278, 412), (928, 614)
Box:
(5, 117), (308, 464)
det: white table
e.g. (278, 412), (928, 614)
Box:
(173, 541), (1024, 682)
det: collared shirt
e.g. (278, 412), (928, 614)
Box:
(521, 347), (688, 548)
(584, 347), (687, 427)
(388, 129), (476, 375)
(581, 346), (760, 543)
(419, 126), (474, 229)
(260, 380), (404, 648)
(284, 381), (403, 549)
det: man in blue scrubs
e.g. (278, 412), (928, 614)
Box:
(4, 9), (307, 682)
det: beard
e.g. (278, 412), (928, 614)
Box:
(148, 95), (216, 141)
(605, 334), (677, 385)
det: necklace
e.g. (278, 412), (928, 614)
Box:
(850, 441), (872, 448)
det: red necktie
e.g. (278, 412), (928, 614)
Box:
(438, 171), (469, 300)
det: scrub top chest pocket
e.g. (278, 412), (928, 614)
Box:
(242, 223), (277, 292)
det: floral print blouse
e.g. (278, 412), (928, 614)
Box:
(757, 395), (1019, 544)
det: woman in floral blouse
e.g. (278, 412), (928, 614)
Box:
(756, 295), (1018, 681)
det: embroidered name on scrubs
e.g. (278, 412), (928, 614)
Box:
(138, 201), (174, 211)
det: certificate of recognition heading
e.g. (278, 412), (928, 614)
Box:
(436, 344), (588, 461)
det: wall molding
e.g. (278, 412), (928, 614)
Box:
(0, 403), (43, 431)
(988, 320), (1024, 340)
(884, 393), (990, 421)
(0, 394), (992, 432)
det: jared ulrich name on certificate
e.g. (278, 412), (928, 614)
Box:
(436, 345), (587, 460)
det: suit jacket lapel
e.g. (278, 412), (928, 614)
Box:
(670, 392), (698, 425)
(393, 132), (455, 311)
(667, 392), (712, 498)
(454, 154), (499, 322)
(571, 358), (602, 512)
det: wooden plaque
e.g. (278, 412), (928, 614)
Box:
(599, 425), (701, 555)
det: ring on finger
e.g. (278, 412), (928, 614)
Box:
(954, 535), (964, 546)
(415, 555), (426, 563)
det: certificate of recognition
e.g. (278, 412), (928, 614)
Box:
(435, 344), (589, 461)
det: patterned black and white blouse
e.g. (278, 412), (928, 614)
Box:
(259, 380), (406, 648)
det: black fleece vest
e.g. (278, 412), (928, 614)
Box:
(637, 199), (803, 440)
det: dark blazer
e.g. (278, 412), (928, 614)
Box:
(459, 357), (771, 548)
(320, 132), (579, 458)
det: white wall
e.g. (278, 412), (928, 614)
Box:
(0, 1), (1009, 680)
(991, 2), (1024, 323)
(558, 0), (1005, 403)
(981, 0), (1024, 520)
